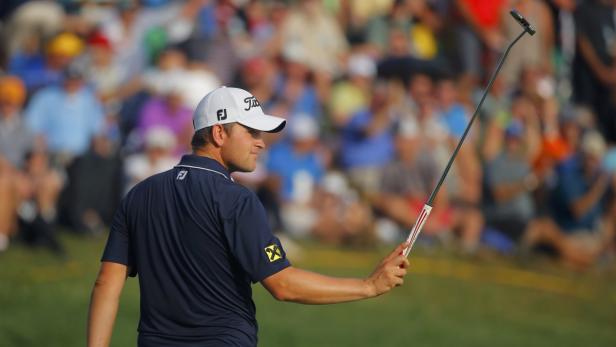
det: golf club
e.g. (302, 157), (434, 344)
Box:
(402, 9), (537, 257)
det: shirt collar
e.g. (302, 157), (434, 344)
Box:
(176, 154), (231, 180)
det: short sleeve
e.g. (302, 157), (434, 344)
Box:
(223, 192), (291, 283)
(101, 197), (137, 277)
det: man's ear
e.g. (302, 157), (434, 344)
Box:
(211, 124), (228, 147)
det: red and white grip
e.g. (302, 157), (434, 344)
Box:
(402, 204), (432, 257)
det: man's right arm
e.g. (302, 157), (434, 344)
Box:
(261, 242), (409, 304)
(87, 262), (129, 347)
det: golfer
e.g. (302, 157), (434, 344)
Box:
(87, 86), (409, 347)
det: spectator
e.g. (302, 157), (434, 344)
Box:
(366, 0), (414, 57)
(239, 56), (281, 112)
(329, 53), (376, 128)
(339, 81), (396, 194)
(280, 0), (349, 77)
(435, 74), (483, 215)
(59, 135), (122, 235)
(137, 69), (193, 156)
(0, 75), (32, 167)
(483, 120), (538, 243)
(481, 94), (541, 162)
(312, 171), (375, 246)
(141, 46), (220, 110)
(0, 75), (31, 251)
(524, 131), (616, 267)
(266, 115), (325, 238)
(375, 117), (483, 251)
(4, 1), (64, 57)
(25, 62), (105, 166)
(374, 118), (451, 238)
(83, 31), (128, 113)
(10, 32), (83, 93)
(124, 126), (178, 193)
(573, 0), (616, 143)
(499, 0), (554, 89)
(17, 149), (65, 256)
(99, 0), (202, 82)
(276, 44), (323, 121)
(548, 0), (577, 100)
(454, 0), (506, 85)
(407, 0), (443, 61)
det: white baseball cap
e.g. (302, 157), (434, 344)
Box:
(193, 86), (286, 133)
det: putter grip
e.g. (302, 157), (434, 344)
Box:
(402, 204), (432, 257)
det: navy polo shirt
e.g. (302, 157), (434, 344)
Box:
(102, 154), (291, 346)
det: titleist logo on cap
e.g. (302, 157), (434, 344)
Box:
(192, 86), (286, 133)
(243, 96), (260, 111)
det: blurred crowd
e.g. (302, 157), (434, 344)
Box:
(0, 0), (615, 269)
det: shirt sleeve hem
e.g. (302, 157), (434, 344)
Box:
(253, 261), (291, 284)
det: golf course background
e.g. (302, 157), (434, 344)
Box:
(1, 235), (615, 347)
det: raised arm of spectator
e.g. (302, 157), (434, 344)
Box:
(261, 242), (409, 304)
(570, 174), (611, 219)
(87, 262), (129, 347)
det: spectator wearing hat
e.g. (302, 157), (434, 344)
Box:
(25, 62), (105, 166)
(239, 57), (280, 113)
(275, 43), (323, 121)
(10, 32), (84, 93)
(124, 126), (178, 193)
(136, 57), (193, 156)
(339, 81), (396, 194)
(483, 120), (538, 243)
(524, 130), (616, 267)
(0, 76), (33, 168)
(531, 103), (595, 216)
(329, 53), (376, 128)
(84, 31), (129, 112)
(0, 76), (32, 251)
(265, 115), (325, 238)
(481, 94), (542, 163)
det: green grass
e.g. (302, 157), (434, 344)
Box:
(1, 235), (615, 346)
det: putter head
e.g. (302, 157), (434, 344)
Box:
(510, 9), (536, 36)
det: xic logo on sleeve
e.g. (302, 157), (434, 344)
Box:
(264, 244), (282, 262)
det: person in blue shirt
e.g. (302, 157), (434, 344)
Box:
(266, 115), (324, 202)
(523, 130), (616, 267)
(339, 82), (396, 193)
(436, 77), (469, 140)
(87, 87), (409, 347)
(25, 63), (105, 164)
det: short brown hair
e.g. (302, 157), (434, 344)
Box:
(191, 123), (235, 151)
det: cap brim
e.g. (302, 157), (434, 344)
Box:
(238, 114), (286, 133)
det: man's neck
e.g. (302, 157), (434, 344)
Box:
(193, 148), (227, 170)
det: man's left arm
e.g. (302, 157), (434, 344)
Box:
(87, 262), (129, 347)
